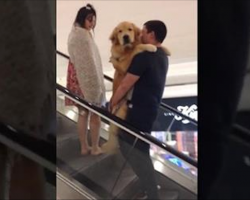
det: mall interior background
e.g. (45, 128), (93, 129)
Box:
(57, 0), (197, 100)
(56, 0), (198, 155)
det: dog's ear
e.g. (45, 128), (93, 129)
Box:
(109, 27), (118, 45)
(133, 24), (141, 42)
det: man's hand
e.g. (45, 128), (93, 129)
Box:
(109, 98), (120, 114)
(109, 96), (113, 112)
(110, 73), (140, 112)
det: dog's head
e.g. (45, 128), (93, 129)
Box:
(109, 21), (141, 47)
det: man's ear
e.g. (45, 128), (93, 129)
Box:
(132, 23), (141, 42)
(149, 31), (155, 40)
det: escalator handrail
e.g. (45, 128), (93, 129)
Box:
(0, 122), (56, 173)
(56, 50), (197, 126)
(232, 123), (250, 143)
(57, 83), (198, 168)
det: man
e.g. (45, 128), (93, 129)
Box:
(110, 20), (170, 200)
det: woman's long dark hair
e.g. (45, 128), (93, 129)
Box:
(74, 4), (96, 29)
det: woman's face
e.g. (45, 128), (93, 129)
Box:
(84, 14), (96, 30)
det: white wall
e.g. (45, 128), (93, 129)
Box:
(57, 0), (197, 73)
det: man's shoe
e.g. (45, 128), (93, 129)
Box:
(133, 191), (148, 200)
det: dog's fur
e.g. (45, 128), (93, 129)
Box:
(101, 21), (157, 154)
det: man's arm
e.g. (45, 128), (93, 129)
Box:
(110, 73), (139, 111)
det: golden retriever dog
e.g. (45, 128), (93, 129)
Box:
(101, 21), (158, 154)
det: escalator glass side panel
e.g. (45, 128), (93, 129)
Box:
(111, 128), (197, 197)
(56, 88), (197, 198)
(57, 89), (138, 199)
(152, 105), (198, 161)
(57, 52), (198, 163)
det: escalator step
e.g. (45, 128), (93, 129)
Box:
(132, 190), (179, 200)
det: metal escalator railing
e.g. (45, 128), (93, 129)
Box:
(232, 123), (250, 143)
(57, 83), (197, 168)
(56, 85), (197, 198)
(0, 122), (56, 199)
(56, 50), (197, 198)
(0, 122), (55, 173)
(56, 50), (197, 126)
(57, 50), (113, 83)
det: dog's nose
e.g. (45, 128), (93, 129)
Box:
(123, 35), (130, 44)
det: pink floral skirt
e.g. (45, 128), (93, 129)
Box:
(65, 61), (84, 106)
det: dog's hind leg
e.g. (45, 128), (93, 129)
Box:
(101, 102), (128, 154)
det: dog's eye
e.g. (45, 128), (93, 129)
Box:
(119, 30), (122, 33)
(128, 28), (132, 31)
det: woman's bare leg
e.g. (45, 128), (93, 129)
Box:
(77, 107), (90, 155)
(89, 113), (103, 155)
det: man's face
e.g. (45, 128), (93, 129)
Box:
(141, 26), (151, 44)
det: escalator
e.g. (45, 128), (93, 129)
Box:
(56, 84), (197, 200)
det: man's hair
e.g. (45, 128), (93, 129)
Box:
(144, 20), (167, 43)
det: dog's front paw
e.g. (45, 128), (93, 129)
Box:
(145, 44), (157, 52)
(137, 44), (157, 52)
(110, 57), (118, 64)
(161, 46), (171, 56)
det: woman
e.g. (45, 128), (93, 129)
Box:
(66, 4), (106, 155)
